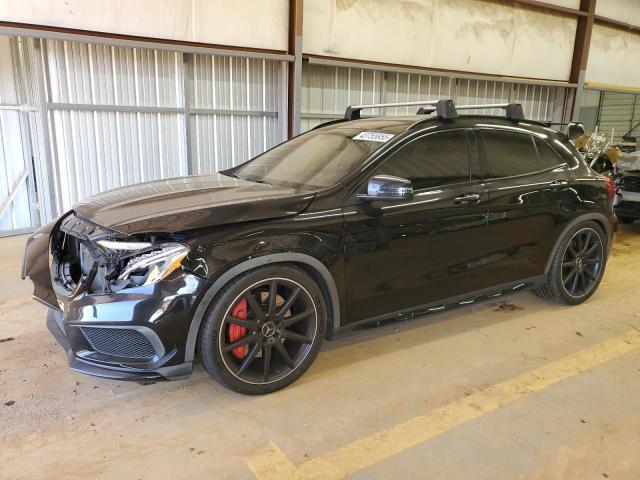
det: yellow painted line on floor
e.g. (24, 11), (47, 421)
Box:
(246, 329), (640, 480)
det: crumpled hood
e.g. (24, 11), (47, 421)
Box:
(72, 173), (315, 234)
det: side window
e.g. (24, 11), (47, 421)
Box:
(535, 137), (564, 169)
(480, 130), (540, 178)
(376, 130), (470, 190)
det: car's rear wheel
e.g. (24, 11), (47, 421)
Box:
(536, 221), (607, 305)
(199, 264), (326, 395)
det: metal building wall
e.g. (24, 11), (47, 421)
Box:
(0, 36), (40, 234)
(596, 91), (640, 142)
(45, 41), (188, 210)
(0, 34), (286, 234)
(190, 55), (282, 173)
(301, 62), (568, 132)
(301, 63), (383, 131)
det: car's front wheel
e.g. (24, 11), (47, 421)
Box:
(536, 221), (607, 305)
(199, 264), (326, 395)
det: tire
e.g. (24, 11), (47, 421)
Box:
(198, 264), (326, 395)
(618, 216), (635, 225)
(536, 221), (608, 305)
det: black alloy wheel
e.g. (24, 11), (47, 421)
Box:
(220, 277), (317, 383)
(561, 227), (604, 298)
(536, 221), (607, 305)
(199, 265), (326, 394)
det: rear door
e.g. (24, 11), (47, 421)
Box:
(342, 129), (494, 324)
(477, 127), (574, 285)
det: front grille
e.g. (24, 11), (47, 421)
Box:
(80, 327), (157, 359)
(619, 175), (640, 193)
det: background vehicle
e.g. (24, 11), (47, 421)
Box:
(22, 100), (615, 395)
(614, 152), (640, 224)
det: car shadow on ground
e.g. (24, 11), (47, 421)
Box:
(185, 289), (552, 392)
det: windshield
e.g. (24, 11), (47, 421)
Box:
(229, 120), (410, 189)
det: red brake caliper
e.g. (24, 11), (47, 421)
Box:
(228, 298), (249, 359)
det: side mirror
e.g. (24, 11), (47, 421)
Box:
(568, 122), (585, 140)
(357, 175), (414, 202)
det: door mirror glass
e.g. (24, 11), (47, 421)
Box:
(358, 175), (414, 202)
(567, 122), (585, 140)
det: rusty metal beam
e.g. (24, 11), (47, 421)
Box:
(0, 21), (293, 61)
(511, 0), (587, 17)
(594, 15), (640, 35)
(570, 0), (596, 84)
(569, 0), (596, 120)
(305, 54), (576, 87)
(287, 0), (303, 138)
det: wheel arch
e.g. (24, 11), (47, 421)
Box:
(544, 212), (613, 274)
(184, 253), (341, 363)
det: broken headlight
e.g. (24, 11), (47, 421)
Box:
(97, 240), (189, 287)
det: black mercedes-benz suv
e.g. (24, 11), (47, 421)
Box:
(23, 100), (615, 394)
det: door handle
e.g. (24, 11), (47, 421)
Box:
(549, 179), (568, 187)
(454, 192), (481, 205)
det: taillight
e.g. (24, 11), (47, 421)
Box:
(604, 177), (616, 199)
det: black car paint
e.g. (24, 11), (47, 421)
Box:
(23, 115), (614, 381)
(72, 173), (316, 234)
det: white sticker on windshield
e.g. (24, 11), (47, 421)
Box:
(353, 132), (395, 143)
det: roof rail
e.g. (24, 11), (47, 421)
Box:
(344, 99), (457, 121)
(455, 103), (525, 121)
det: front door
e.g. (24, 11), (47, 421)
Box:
(342, 129), (494, 325)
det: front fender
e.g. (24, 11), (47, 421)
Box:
(183, 252), (342, 363)
(22, 214), (68, 310)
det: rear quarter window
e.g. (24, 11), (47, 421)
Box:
(480, 130), (541, 178)
(534, 137), (564, 169)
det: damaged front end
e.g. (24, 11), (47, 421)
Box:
(22, 212), (208, 381)
(50, 214), (189, 301)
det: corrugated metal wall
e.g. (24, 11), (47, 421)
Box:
(300, 64), (382, 131)
(0, 36), (39, 235)
(0, 34), (286, 233)
(1, 34), (572, 235)
(45, 41), (188, 209)
(190, 55), (282, 173)
(596, 91), (640, 142)
(301, 62), (566, 131)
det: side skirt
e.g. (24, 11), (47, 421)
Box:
(334, 275), (546, 336)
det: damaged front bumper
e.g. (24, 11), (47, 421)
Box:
(46, 310), (178, 381)
(23, 212), (209, 382)
(43, 269), (208, 381)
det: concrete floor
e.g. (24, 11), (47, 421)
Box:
(1, 224), (640, 480)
